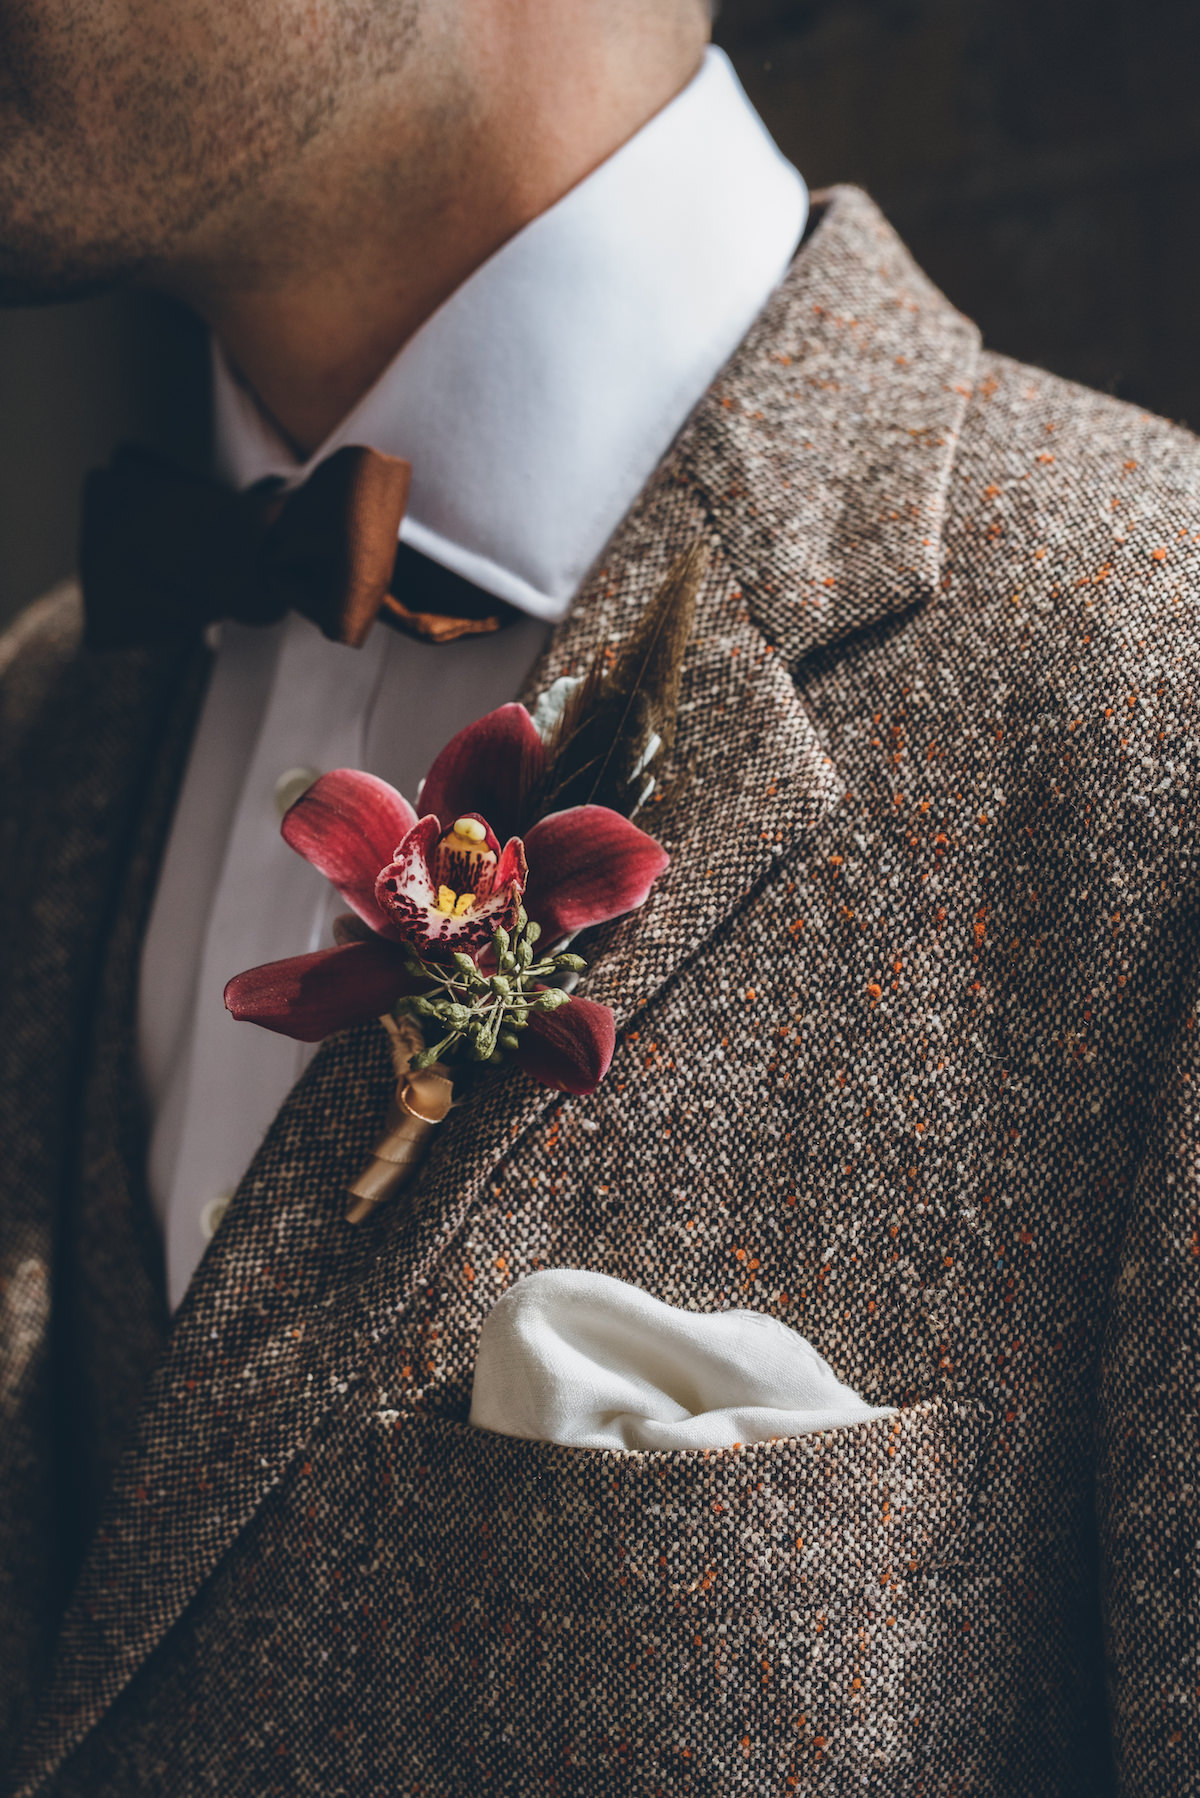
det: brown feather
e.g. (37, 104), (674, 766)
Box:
(531, 536), (709, 821)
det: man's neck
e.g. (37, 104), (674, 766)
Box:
(153, 6), (709, 456)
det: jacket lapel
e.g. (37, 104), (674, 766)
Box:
(16, 186), (980, 1795)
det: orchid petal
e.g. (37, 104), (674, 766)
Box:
(418, 703), (545, 841)
(514, 995), (616, 1095)
(224, 940), (417, 1042)
(522, 806), (669, 946)
(282, 770), (417, 936)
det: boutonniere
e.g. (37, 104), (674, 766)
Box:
(225, 540), (708, 1219)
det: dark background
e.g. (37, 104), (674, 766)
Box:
(2, 0), (1199, 626)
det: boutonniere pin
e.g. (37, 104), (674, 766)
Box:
(225, 540), (709, 1220)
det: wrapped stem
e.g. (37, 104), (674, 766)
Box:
(345, 1013), (453, 1223)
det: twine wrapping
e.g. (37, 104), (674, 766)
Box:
(345, 1014), (453, 1223)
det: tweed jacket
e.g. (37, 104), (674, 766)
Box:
(0, 187), (1197, 1798)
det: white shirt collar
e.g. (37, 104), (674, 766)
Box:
(213, 46), (807, 624)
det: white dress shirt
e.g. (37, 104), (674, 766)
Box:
(139, 46), (808, 1310)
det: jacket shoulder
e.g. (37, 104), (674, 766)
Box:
(951, 350), (1200, 640)
(964, 350), (1200, 511)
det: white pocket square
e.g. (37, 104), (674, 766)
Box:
(468, 1268), (893, 1451)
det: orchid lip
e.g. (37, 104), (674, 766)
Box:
(374, 813), (526, 960)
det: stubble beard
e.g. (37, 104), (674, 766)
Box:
(0, 0), (424, 306)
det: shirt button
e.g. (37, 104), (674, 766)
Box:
(273, 766), (321, 818)
(200, 1191), (234, 1243)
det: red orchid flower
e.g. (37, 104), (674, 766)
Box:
(224, 703), (669, 1095)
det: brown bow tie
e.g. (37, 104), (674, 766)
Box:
(80, 443), (516, 652)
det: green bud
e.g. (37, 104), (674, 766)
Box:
(490, 974), (512, 999)
(498, 1030), (520, 1053)
(532, 987), (570, 1012)
(517, 938), (534, 970)
(524, 919), (542, 945)
(409, 995), (441, 1019)
(468, 1003), (503, 1062)
(499, 950), (517, 974)
(452, 951), (479, 977)
(555, 953), (587, 973)
(492, 925), (510, 955)
(516, 904), (528, 932)
(487, 1049), (505, 1066)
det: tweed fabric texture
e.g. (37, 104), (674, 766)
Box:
(0, 587), (205, 1756)
(0, 188), (1197, 1796)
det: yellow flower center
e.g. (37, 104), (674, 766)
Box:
(435, 885), (478, 918)
(433, 816), (497, 915)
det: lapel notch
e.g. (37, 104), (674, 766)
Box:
(684, 184), (981, 668)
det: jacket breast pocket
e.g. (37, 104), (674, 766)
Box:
(370, 1397), (989, 1795)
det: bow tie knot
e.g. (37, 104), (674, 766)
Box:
(80, 443), (515, 652)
